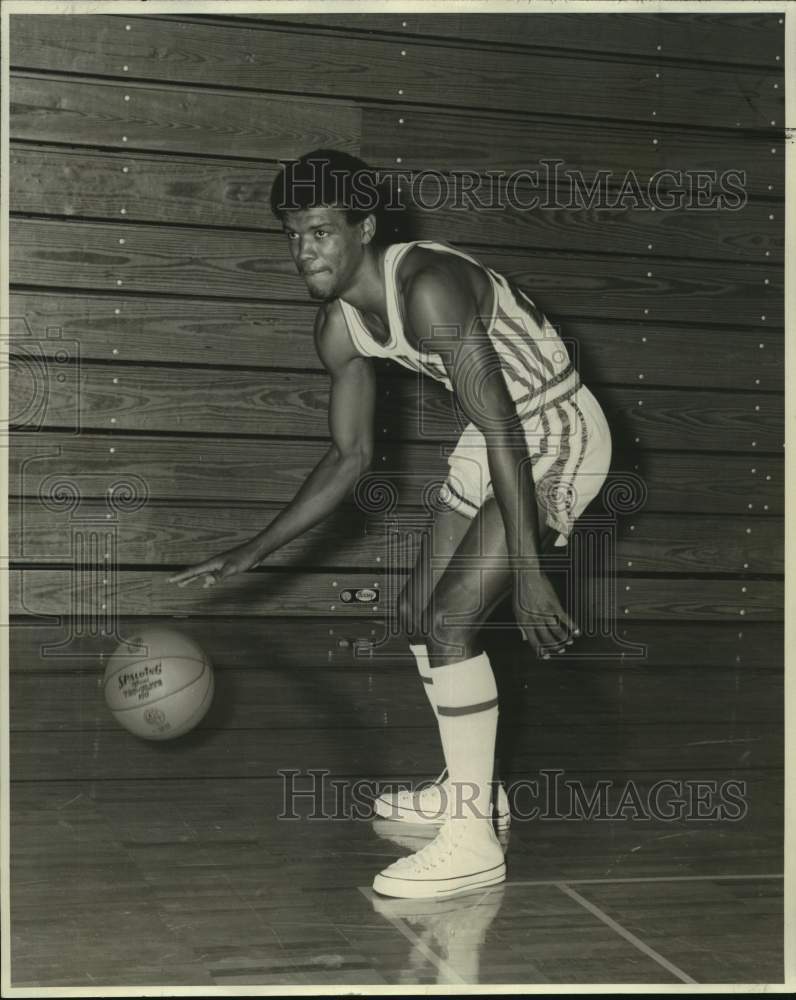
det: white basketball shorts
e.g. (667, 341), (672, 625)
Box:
(437, 383), (612, 548)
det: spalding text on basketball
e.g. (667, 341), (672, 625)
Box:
(117, 660), (164, 702)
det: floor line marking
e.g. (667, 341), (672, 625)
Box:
(554, 881), (697, 985)
(357, 886), (468, 986)
(508, 872), (782, 888)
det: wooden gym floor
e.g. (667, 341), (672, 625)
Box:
(9, 621), (784, 987)
(10, 773), (782, 987)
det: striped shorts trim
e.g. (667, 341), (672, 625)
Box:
(438, 384), (612, 547)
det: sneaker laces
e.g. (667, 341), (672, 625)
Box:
(414, 771), (449, 806)
(397, 821), (458, 873)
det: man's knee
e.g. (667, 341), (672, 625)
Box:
(426, 600), (474, 656)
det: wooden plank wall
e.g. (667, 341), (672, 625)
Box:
(8, 12), (784, 784)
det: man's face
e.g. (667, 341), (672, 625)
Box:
(282, 205), (366, 301)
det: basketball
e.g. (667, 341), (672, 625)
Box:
(104, 626), (214, 740)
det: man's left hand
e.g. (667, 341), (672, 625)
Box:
(512, 572), (580, 659)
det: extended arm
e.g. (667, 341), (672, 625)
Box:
(248, 304), (376, 564)
(169, 304), (376, 588)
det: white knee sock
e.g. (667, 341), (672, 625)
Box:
(432, 651), (498, 827)
(410, 642), (436, 714)
(409, 642), (450, 771)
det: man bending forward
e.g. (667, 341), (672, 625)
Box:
(170, 150), (613, 900)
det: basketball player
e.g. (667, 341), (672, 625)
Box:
(169, 150), (612, 899)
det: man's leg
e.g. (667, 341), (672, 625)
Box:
(377, 499), (555, 823)
(373, 498), (558, 897)
(395, 505), (472, 751)
(423, 497), (556, 825)
(396, 504), (473, 647)
(374, 507), (472, 821)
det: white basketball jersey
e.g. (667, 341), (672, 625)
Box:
(337, 240), (581, 422)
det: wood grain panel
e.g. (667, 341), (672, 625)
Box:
(248, 12), (785, 67)
(608, 514), (783, 574)
(9, 15), (783, 128)
(8, 358), (784, 453)
(11, 220), (782, 327)
(9, 618), (783, 672)
(9, 721), (781, 782)
(8, 501), (784, 575)
(12, 75), (784, 200)
(10, 74), (360, 159)
(10, 145), (783, 264)
(558, 319), (783, 392)
(9, 363), (340, 437)
(401, 185), (782, 264)
(597, 386), (783, 453)
(10, 567), (389, 619)
(9, 664), (782, 732)
(11, 218), (305, 300)
(9, 434), (785, 513)
(608, 579), (782, 621)
(10, 292), (785, 392)
(10, 146), (284, 230)
(364, 106), (784, 199)
(9, 499), (380, 569)
(8, 569), (784, 620)
(10, 292), (318, 369)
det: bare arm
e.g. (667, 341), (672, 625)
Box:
(405, 264), (578, 655)
(406, 265), (542, 567)
(248, 303), (376, 563)
(168, 304), (375, 588)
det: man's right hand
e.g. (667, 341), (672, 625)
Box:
(168, 541), (261, 589)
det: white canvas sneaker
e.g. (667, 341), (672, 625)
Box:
(373, 770), (511, 830)
(371, 816), (511, 857)
(372, 819), (506, 899)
